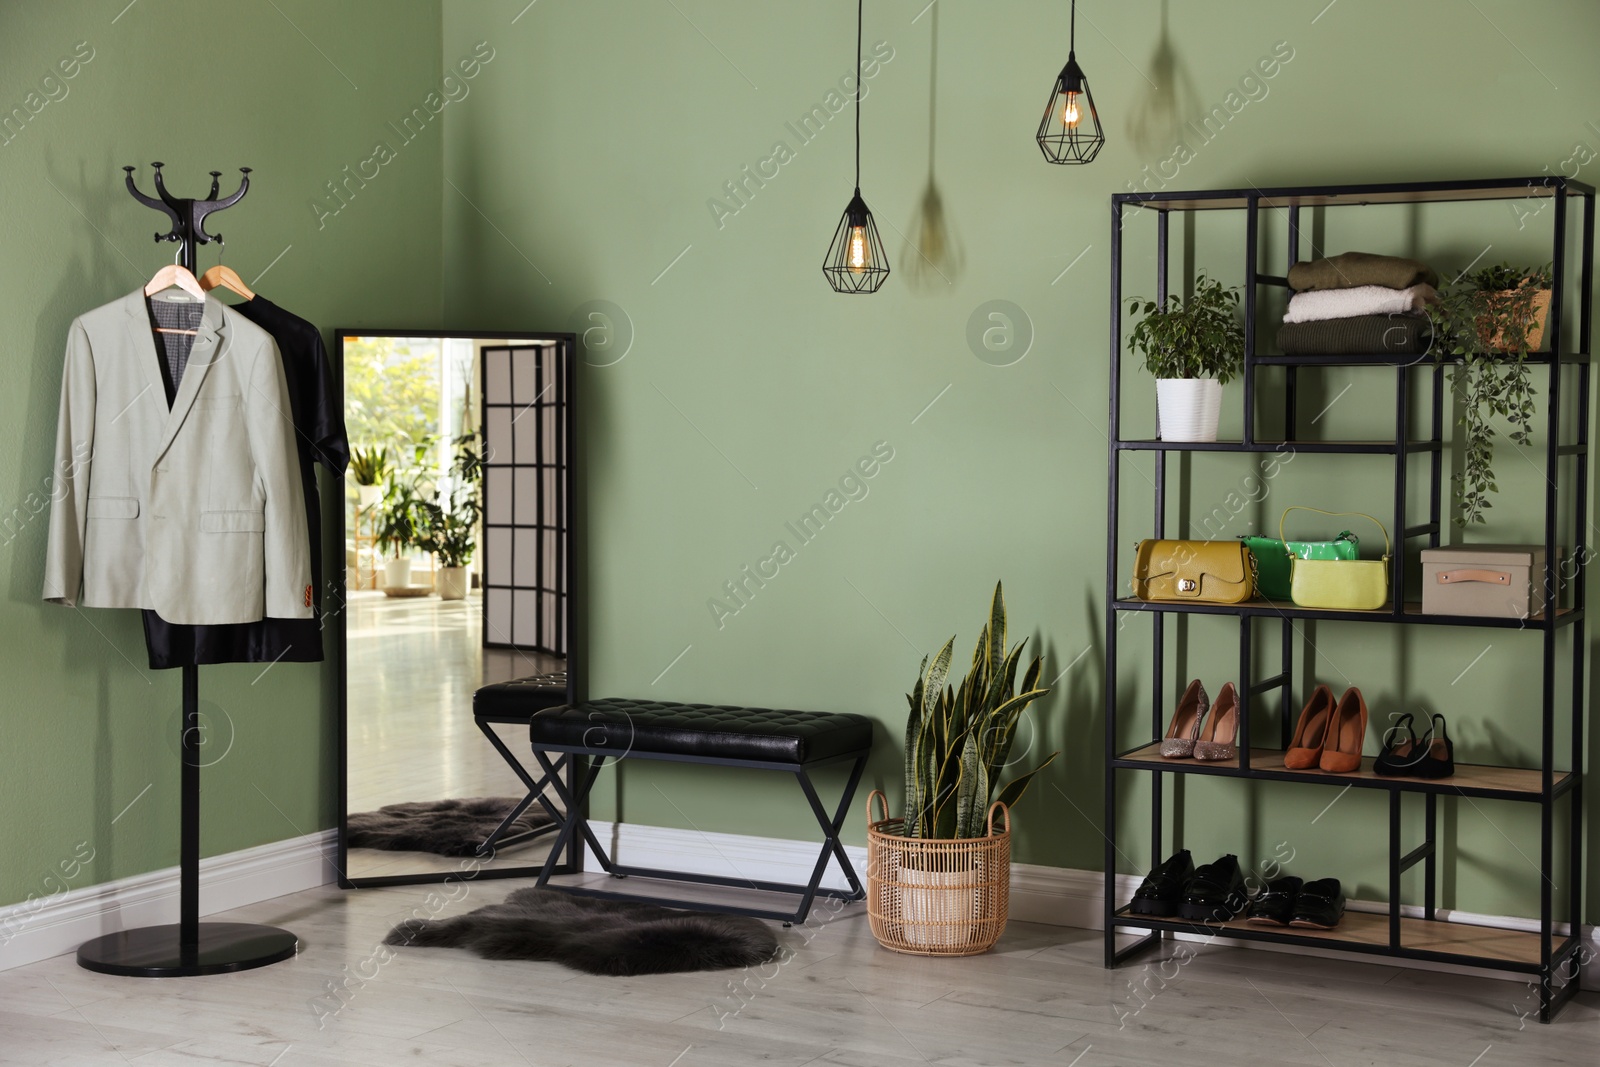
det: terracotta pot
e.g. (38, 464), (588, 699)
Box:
(1475, 288), (1551, 352)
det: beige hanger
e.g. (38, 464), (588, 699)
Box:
(199, 264), (255, 301)
(199, 239), (256, 301)
(144, 250), (206, 335)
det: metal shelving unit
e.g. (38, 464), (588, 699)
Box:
(1103, 177), (1594, 1023)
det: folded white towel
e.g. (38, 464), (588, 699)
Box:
(1282, 284), (1438, 324)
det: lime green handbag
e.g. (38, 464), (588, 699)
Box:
(1240, 530), (1359, 601)
(1280, 507), (1391, 610)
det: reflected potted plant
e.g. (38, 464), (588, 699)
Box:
(349, 445), (391, 511)
(373, 438), (435, 590)
(1126, 274), (1245, 442)
(415, 435), (483, 601)
(867, 582), (1056, 956)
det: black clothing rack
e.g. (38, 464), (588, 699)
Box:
(76, 165), (298, 977)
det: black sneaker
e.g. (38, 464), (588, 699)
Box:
(1178, 854), (1247, 923)
(1128, 849), (1194, 918)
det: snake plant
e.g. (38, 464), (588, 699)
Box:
(902, 582), (1056, 839)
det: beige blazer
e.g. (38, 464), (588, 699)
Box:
(43, 290), (312, 625)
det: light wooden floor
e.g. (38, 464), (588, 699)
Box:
(346, 592), (563, 880)
(2, 880), (1593, 1066)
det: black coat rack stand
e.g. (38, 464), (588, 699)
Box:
(76, 164), (299, 977)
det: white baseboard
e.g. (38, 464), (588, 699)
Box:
(0, 830), (338, 972)
(592, 821), (1599, 988)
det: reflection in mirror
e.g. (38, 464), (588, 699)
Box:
(337, 332), (576, 885)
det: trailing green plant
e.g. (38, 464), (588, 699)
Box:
(348, 444), (391, 488)
(1126, 274), (1246, 384)
(414, 434), (484, 568)
(1427, 262), (1551, 525)
(902, 582), (1057, 840)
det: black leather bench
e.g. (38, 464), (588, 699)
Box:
(472, 671), (570, 856)
(524, 698), (873, 924)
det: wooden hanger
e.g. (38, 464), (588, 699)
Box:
(144, 259), (206, 335)
(199, 264), (255, 301)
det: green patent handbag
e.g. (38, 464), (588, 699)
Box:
(1240, 528), (1360, 601)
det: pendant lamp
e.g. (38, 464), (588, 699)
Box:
(1036, 0), (1105, 165)
(823, 0), (889, 293)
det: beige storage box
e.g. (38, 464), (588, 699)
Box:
(1419, 544), (1560, 619)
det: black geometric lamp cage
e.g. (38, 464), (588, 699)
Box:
(823, 0), (889, 294)
(1036, 0), (1105, 165)
(823, 190), (890, 294)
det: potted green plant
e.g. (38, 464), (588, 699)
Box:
(1427, 262), (1551, 525)
(414, 435), (483, 601)
(373, 476), (426, 590)
(867, 582), (1056, 955)
(349, 445), (391, 510)
(1126, 274), (1245, 442)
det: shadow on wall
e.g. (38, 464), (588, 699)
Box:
(1125, 0), (1201, 157)
(902, 4), (963, 293)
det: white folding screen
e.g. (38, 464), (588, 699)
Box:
(481, 344), (567, 653)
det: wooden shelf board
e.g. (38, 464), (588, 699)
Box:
(1116, 742), (1568, 797)
(1113, 906), (1545, 966)
(1114, 596), (1573, 628)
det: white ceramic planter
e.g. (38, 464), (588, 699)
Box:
(357, 483), (382, 509)
(1156, 378), (1223, 442)
(437, 566), (469, 601)
(383, 557), (413, 590)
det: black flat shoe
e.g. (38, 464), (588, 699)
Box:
(1178, 854), (1247, 923)
(1129, 849), (1194, 917)
(1289, 877), (1346, 929)
(1374, 713), (1431, 777)
(1247, 875), (1303, 926)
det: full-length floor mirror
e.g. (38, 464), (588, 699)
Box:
(335, 331), (577, 886)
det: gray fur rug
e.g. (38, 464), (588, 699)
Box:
(346, 797), (552, 857)
(385, 888), (780, 975)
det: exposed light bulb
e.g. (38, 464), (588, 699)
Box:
(1061, 91), (1081, 129)
(848, 226), (869, 272)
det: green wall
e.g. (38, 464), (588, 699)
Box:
(440, 0), (1600, 923)
(4, 0), (1599, 930)
(0, 0), (444, 911)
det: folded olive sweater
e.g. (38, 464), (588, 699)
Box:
(1288, 252), (1440, 292)
(1276, 314), (1430, 355)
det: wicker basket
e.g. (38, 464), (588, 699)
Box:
(865, 790), (1010, 956)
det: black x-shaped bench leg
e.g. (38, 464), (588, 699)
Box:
(528, 748), (869, 924)
(530, 751), (623, 883)
(473, 720), (569, 857)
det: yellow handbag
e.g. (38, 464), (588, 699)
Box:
(1280, 506), (1391, 610)
(1132, 540), (1256, 604)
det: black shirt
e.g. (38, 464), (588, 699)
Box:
(141, 295), (348, 668)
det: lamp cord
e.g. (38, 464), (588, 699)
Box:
(854, 0), (863, 191)
(1070, 0), (1076, 52)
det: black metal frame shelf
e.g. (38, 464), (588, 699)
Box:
(1103, 176), (1593, 1023)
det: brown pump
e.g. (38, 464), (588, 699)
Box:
(1284, 684), (1335, 770)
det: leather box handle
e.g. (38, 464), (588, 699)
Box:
(1436, 568), (1512, 586)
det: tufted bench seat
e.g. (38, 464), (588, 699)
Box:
(522, 697), (873, 924)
